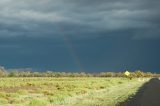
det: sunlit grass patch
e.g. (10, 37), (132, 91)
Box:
(0, 98), (8, 104)
(0, 77), (147, 106)
(28, 98), (48, 106)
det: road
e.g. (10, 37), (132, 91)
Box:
(119, 78), (160, 106)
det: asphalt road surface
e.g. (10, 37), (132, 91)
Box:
(119, 78), (160, 106)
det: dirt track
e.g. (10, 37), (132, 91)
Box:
(119, 78), (160, 106)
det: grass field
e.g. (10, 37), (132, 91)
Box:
(0, 77), (148, 106)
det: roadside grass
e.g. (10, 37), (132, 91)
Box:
(72, 81), (145, 106)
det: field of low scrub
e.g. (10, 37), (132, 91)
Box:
(0, 77), (148, 106)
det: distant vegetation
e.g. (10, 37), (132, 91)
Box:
(0, 66), (159, 78)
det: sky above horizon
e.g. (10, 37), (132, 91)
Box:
(0, 0), (160, 72)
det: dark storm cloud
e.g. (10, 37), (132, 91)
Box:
(0, 0), (160, 39)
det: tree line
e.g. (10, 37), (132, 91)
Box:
(0, 66), (159, 77)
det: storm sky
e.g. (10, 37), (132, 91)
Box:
(0, 0), (160, 72)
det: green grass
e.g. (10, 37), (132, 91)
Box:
(0, 77), (148, 106)
(28, 98), (48, 106)
(72, 81), (144, 106)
